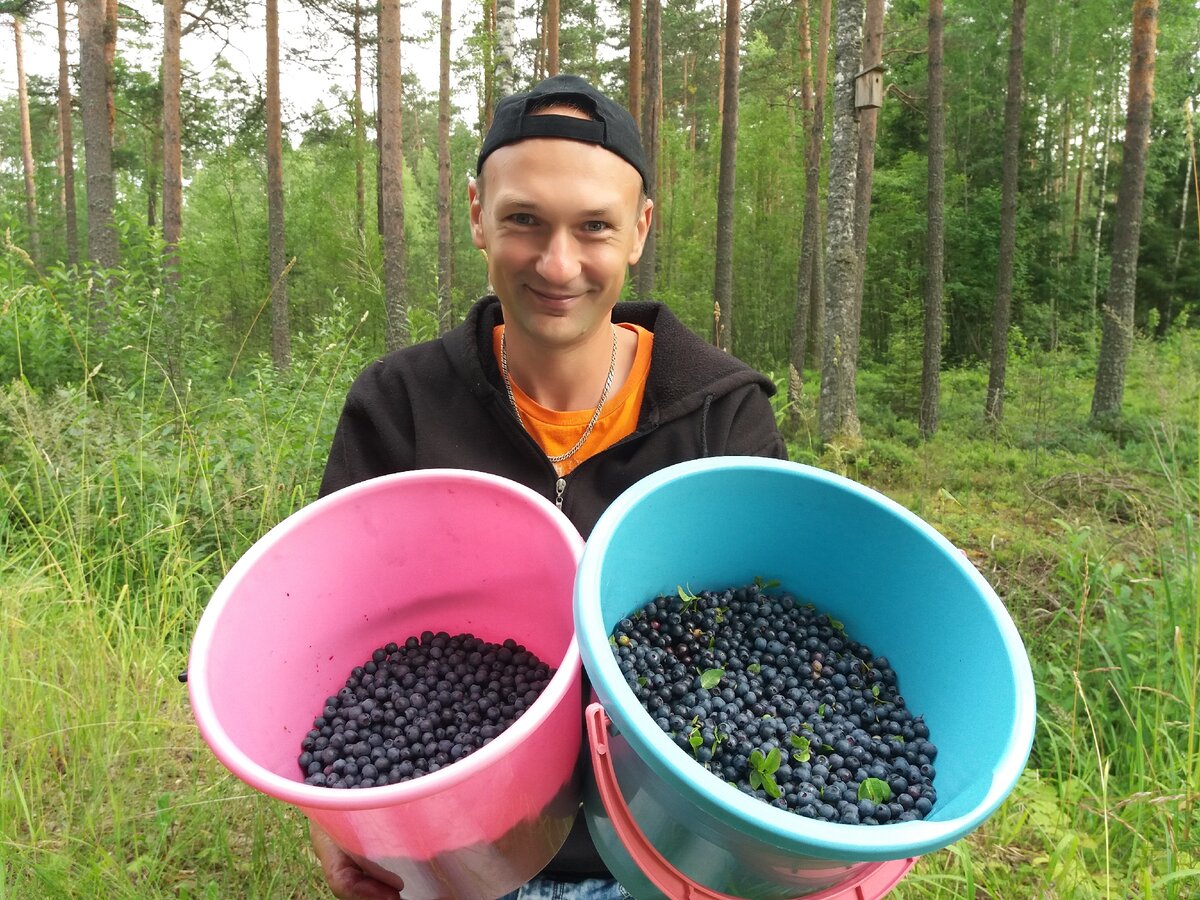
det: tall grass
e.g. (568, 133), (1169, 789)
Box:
(2, 259), (1197, 897)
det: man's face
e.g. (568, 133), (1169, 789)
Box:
(469, 116), (653, 354)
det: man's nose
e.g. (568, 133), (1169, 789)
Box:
(536, 228), (582, 285)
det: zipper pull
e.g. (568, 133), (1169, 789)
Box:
(555, 477), (566, 509)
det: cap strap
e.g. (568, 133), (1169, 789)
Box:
(517, 114), (607, 145)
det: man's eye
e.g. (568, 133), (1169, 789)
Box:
(582, 221), (609, 233)
(509, 213), (537, 226)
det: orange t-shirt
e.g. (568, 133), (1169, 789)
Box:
(493, 323), (653, 476)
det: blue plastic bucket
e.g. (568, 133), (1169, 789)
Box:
(574, 458), (1036, 899)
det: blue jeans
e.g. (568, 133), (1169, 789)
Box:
(497, 876), (628, 900)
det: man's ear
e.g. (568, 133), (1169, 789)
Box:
(627, 197), (655, 266)
(468, 176), (486, 250)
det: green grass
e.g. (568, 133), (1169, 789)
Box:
(2, 287), (1197, 896)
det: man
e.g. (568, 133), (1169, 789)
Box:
(311, 74), (787, 899)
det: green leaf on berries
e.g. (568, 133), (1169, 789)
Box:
(700, 668), (725, 690)
(747, 662), (761, 675)
(858, 778), (893, 803)
(689, 727), (703, 754)
(764, 747), (782, 774)
(789, 734), (811, 762)
(753, 576), (781, 590)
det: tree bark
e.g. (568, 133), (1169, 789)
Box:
(628, 0), (641, 128)
(634, 0), (660, 300)
(818, 0), (865, 447)
(437, 0), (453, 335)
(13, 16), (40, 263)
(1070, 89), (1092, 259)
(984, 0), (1026, 424)
(482, 0), (495, 133)
(852, 0), (883, 297)
(1090, 91), (1115, 342)
(163, 0), (183, 279)
(55, 0), (78, 267)
(713, 0), (740, 353)
(547, 0), (559, 76)
(354, 0), (366, 238)
(379, 0), (410, 349)
(787, 0), (831, 407)
(1091, 0), (1158, 421)
(920, 0), (945, 439)
(79, 0), (120, 271)
(494, 0), (516, 98)
(266, 0), (291, 369)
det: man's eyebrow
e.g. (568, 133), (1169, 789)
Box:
(494, 197), (620, 220)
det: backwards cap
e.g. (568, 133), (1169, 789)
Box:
(477, 74), (649, 193)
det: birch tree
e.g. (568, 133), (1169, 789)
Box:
(713, 0), (739, 352)
(984, 0), (1027, 424)
(818, 0), (865, 446)
(266, 0), (290, 367)
(56, 0), (78, 266)
(920, 0), (945, 438)
(1091, 0), (1159, 420)
(379, 0), (409, 349)
(79, 0), (120, 270)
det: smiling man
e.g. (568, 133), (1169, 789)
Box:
(312, 75), (786, 899)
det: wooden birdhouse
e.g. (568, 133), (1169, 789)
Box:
(855, 64), (885, 110)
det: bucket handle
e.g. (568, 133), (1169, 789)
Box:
(585, 703), (916, 900)
(586, 702), (740, 900)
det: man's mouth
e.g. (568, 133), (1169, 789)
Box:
(527, 286), (582, 303)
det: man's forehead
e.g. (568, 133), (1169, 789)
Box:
(479, 132), (643, 191)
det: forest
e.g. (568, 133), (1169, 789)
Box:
(0, 0), (1197, 896)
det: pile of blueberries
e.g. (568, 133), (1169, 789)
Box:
(611, 583), (938, 825)
(298, 631), (555, 788)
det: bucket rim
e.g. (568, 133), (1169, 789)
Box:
(575, 456), (1037, 860)
(189, 468), (585, 810)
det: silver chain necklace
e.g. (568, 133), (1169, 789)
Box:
(501, 325), (618, 464)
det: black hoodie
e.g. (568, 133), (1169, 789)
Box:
(320, 295), (786, 537)
(319, 295), (786, 881)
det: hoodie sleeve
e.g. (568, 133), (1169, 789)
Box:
(707, 382), (789, 461)
(318, 363), (418, 498)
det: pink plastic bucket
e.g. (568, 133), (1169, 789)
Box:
(188, 470), (585, 900)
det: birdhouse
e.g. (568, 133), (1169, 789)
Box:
(855, 64), (885, 110)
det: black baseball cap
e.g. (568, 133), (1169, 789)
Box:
(477, 74), (649, 193)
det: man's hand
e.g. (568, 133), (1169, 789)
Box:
(310, 820), (401, 899)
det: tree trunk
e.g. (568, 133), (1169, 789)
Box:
(920, 0), (945, 439)
(79, 0), (120, 271)
(852, 0), (883, 297)
(482, 0), (495, 133)
(55, 0), (78, 267)
(1091, 0), (1158, 421)
(818, 0), (864, 447)
(494, 0), (516, 98)
(1090, 91), (1115, 342)
(634, 0), (660, 299)
(713, 0), (740, 353)
(984, 0), (1026, 424)
(628, 0), (641, 128)
(13, 16), (40, 263)
(547, 0), (559, 76)
(354, 0), (366, 238)
(162, 0), (182, 279)
(787, 0), (831, 408)
(437, 0), (453, 335)
(1070, 89), (1092, 259)
(266, 0), (291, 369)
(379, 0), (409, 349)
